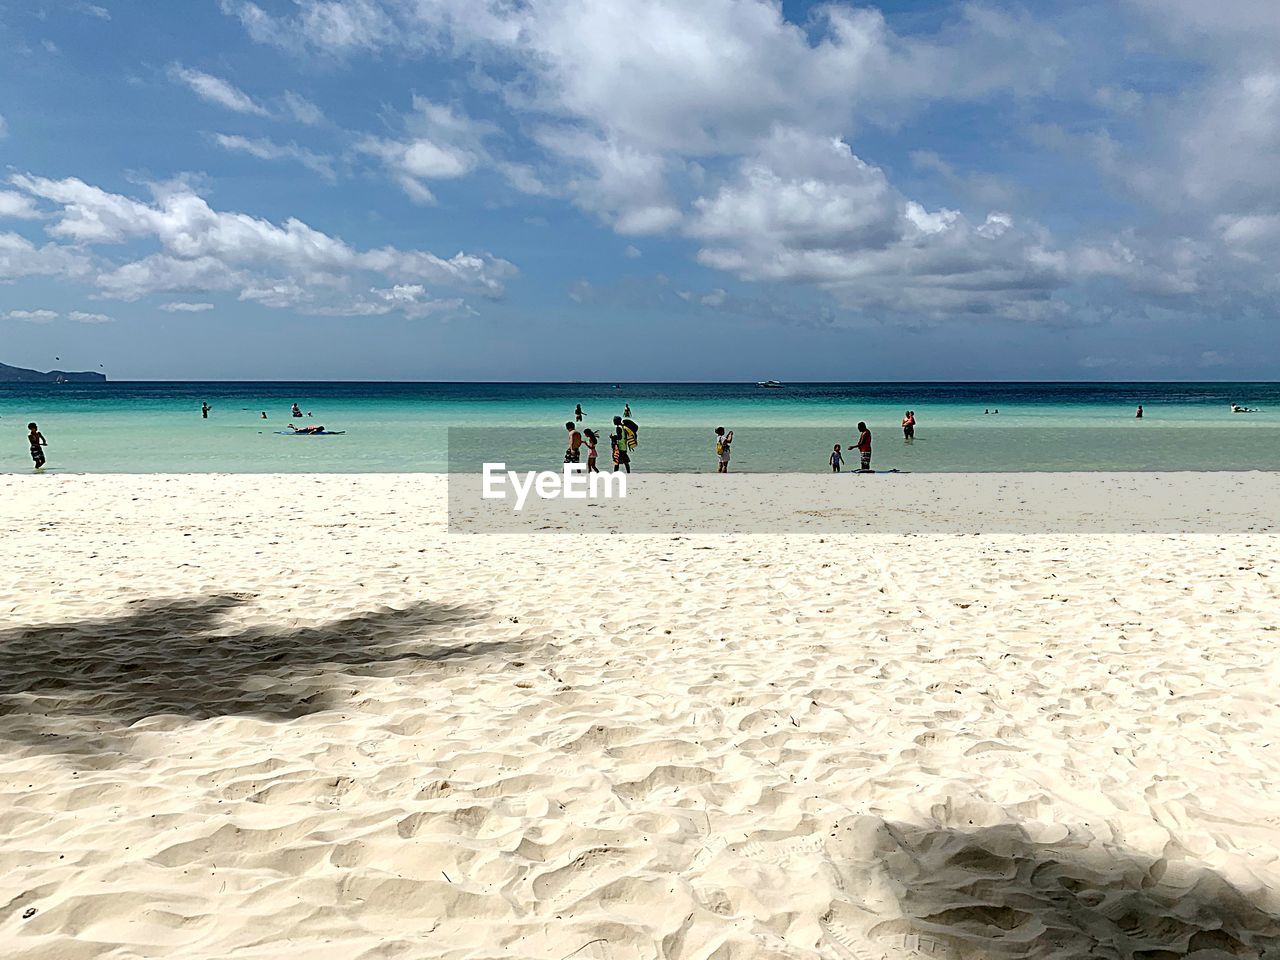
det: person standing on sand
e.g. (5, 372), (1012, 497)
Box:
(830, 444), (843, 472)
(854, 422), (872, 471)
(201, 402), (210, 419)
(714, 426), (733, 473)
(28, 422), (47, 470)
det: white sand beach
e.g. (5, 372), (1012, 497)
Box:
(3, 474), (1280, 959)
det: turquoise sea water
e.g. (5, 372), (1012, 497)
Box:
(2, 382), (1278, 473)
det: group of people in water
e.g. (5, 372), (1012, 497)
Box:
(559, 406), (907, 474)
(15, 397), (1270, 473)
(199, 400), (333, 433)
(565, 403), (639, 472)
(828, 421), (878, 472)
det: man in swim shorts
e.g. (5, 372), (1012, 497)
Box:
(28, 422), (47, 469)
(855, 422), (872, 471)
(564, 421), (583, 464)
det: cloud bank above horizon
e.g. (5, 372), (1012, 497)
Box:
(1, 0), (1277, 378)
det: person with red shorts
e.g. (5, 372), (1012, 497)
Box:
(854, 421), (872, 471)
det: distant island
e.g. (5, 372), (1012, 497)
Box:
(0, 361), (107, 383)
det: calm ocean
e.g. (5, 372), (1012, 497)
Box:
(2, 381), (1278, 474)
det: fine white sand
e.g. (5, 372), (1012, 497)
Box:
(2, 474), (1280, 959)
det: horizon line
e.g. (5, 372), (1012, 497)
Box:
(6, 378), (1279, 386)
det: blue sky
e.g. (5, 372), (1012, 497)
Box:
(1, 0), (1277, 380)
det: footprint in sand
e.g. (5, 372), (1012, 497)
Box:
(530, 846), (637, 903)
(735, 832), (827, 867)
(821, 916), (957, 960)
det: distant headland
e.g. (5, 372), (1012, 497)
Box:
(0, 361), (107, 383)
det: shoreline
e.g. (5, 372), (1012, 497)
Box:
(8, 471), (1279, 534)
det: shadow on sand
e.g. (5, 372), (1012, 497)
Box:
(819, 816), (1280, 959)
(0, 593), (504, 758)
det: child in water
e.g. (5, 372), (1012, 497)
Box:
(830, 444), (842, 472)
(28, 422), (47, 470)
(584, 429), (599, 472)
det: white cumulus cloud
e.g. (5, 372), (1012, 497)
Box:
(8, 173), (516, 316)
(5, 309), (59, 323)
(281, 91), (324, 125)
(171, 65), (269, 116)
(213, 134), (336, 181)
(356, 98), (490, 202)
(160, 301), (216, 312)
(0, 191), (42, 219)
(0, 232), (92, 281)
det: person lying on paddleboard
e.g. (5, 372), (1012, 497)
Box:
(287, 423), (329, 434)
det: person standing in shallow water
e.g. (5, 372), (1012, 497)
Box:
(564, 421), (583, 464)
(714, 426), (733, 473)
(1136, 405), (1143, 419)
(574, 404), (583, 423)
(611, 416), (631, 473)
(902, 410), (915, 442)
(854, 421), (872, 471)
(28, 422), (47, 470)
